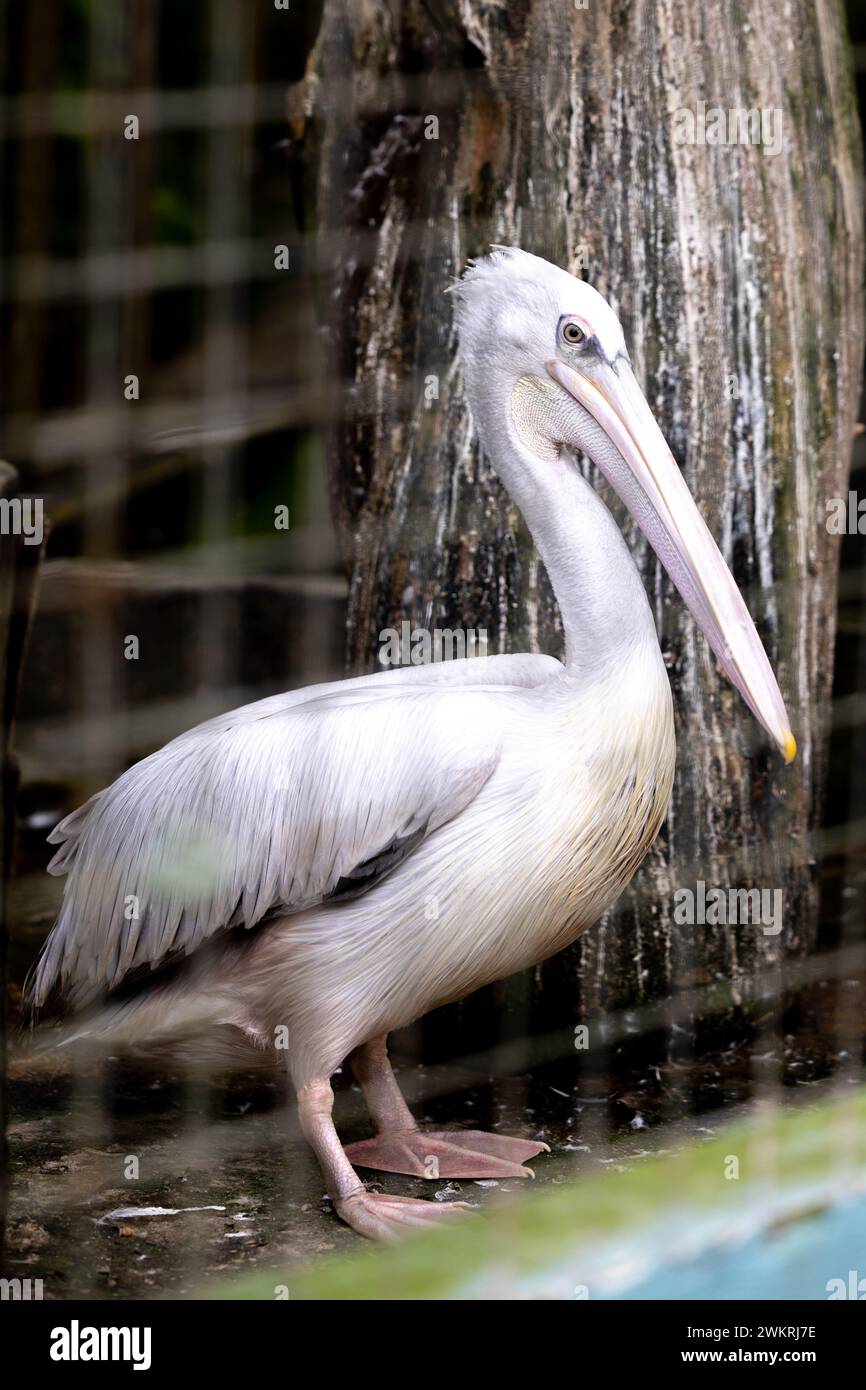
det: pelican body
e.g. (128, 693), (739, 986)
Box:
(30, 250), (794, 1240)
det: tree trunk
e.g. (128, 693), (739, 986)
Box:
(308, 0), (864, 1016)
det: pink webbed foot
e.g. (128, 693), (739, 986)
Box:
(334, 1189), (472, 1242)
(344, 1128), (549, 1180)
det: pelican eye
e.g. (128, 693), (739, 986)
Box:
(560, 319), (586, 346)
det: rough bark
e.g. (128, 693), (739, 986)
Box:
(307, 0), (864, 1013)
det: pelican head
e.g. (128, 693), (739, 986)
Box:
(454, 246), (795, 763)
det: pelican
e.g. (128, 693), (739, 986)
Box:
(29, 248), (795, 1241)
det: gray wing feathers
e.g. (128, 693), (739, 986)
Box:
(31, 684), (507, 1007)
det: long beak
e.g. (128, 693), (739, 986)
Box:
(547, 356), (796, 763)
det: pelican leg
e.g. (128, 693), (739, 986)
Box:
(344, 1036), (549, 1180)
(348, 1034), (418, 1131)
(296, 1077), (470, 1242)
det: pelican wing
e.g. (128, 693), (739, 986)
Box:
(31, 655), (559, 1007)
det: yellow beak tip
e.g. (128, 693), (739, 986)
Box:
(783, 732), (797, 764)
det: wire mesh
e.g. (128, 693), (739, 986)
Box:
(0, 0), (864, 1302)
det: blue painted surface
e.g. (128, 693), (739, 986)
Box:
(610, 1195), (866, 1301)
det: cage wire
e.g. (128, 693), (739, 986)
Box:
(0, 0), (864, 1297)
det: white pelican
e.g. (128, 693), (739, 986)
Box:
(29, 248), (795, 1241)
